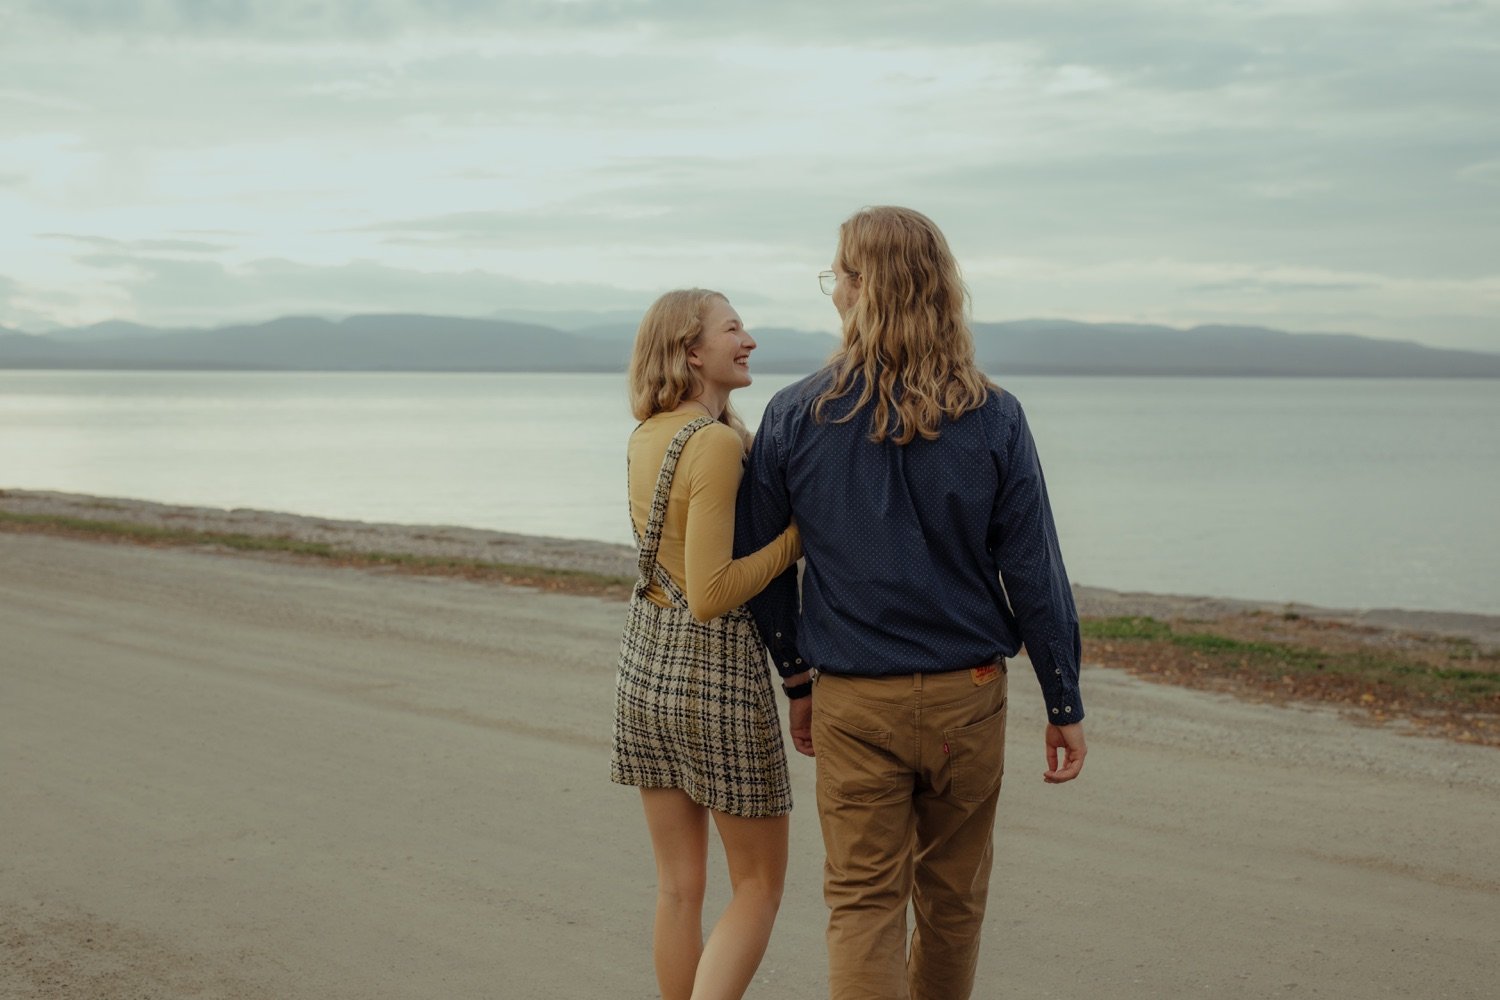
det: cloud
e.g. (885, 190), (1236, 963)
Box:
(350, 158), (855, 253)
(0, 271), (89, 331)
(41, 233), (232, 253)
(1458, 158), (1500, 184)
(43, 251), (655, 326)
(920, 115), (1500, 283)
(6, 1), (1468, 52)
(1188, 278), (1375, 295)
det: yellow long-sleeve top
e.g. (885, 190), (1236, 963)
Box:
(628, 411), (801, 622)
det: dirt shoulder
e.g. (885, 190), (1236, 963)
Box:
(3, 487), (1496, 747)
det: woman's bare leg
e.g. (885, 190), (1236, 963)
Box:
(691, 811), (790, 1000)
(640, 788), (710, 1000)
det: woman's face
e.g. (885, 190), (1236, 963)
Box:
(688, 297), (756, 392)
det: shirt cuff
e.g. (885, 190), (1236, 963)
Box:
(767, 633), (805, 678)
(1044, 689), (1084, 724)
(1044, 701), (1080, 722)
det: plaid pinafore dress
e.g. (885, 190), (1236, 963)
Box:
(609, 417), (792, 817)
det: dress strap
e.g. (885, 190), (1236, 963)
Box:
(630, 417), (716, 598)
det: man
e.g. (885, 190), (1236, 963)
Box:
(736, 206), (1087, 1000)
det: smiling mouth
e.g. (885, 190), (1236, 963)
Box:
(734, 355), (750, 367)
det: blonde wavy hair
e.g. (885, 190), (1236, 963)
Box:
(627, 288), (750, 445)
(814, 206), (993, 444)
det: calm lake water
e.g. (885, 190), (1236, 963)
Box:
(2, 371), (1496, 614)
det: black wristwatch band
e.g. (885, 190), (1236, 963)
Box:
(782, 680), (813, 700)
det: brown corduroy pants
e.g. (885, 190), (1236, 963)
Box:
(812, 664), (1008, 1000)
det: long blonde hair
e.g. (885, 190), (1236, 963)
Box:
(627, 288), (750, 444)
(814, 206), (993, 444)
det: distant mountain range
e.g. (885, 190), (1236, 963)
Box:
(2, 313), (1497, 377)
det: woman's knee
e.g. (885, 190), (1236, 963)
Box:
(751, 879), (785, 915)
(730, 867), (785, 911)
(657, 866), (708, 910)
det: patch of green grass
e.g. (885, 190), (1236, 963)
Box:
(1080, 614), (1500, 708)
(1172, 632), (1279, 656)
(0, 510), (634, 593)
(1080, 616), (1172, 641)
(1443, 637), (1500, 668)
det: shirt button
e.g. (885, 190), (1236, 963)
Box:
(782, 662), (790, 668)
(795, 658), (802, 664)
(1064, 706), (1072, 714)
(1051, 707), (1059, 715)
(775, 632), (782, 638)
(1055, 669), (1061, 675)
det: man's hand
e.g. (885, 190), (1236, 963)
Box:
(1043, 722), (1086, 783)
(789, 693), (814, 757)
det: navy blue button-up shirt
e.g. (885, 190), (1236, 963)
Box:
(735, 371), (1084, 723)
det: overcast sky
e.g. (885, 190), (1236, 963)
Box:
(2, 0), (1497, 350)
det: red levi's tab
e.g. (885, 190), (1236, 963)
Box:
(971, 665), (1000, 686)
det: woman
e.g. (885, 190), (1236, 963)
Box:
(610, 288), (806, 1000)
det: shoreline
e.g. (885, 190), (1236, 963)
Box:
(3, 487), (1497, 747)
(3, 487), (1497, 646)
